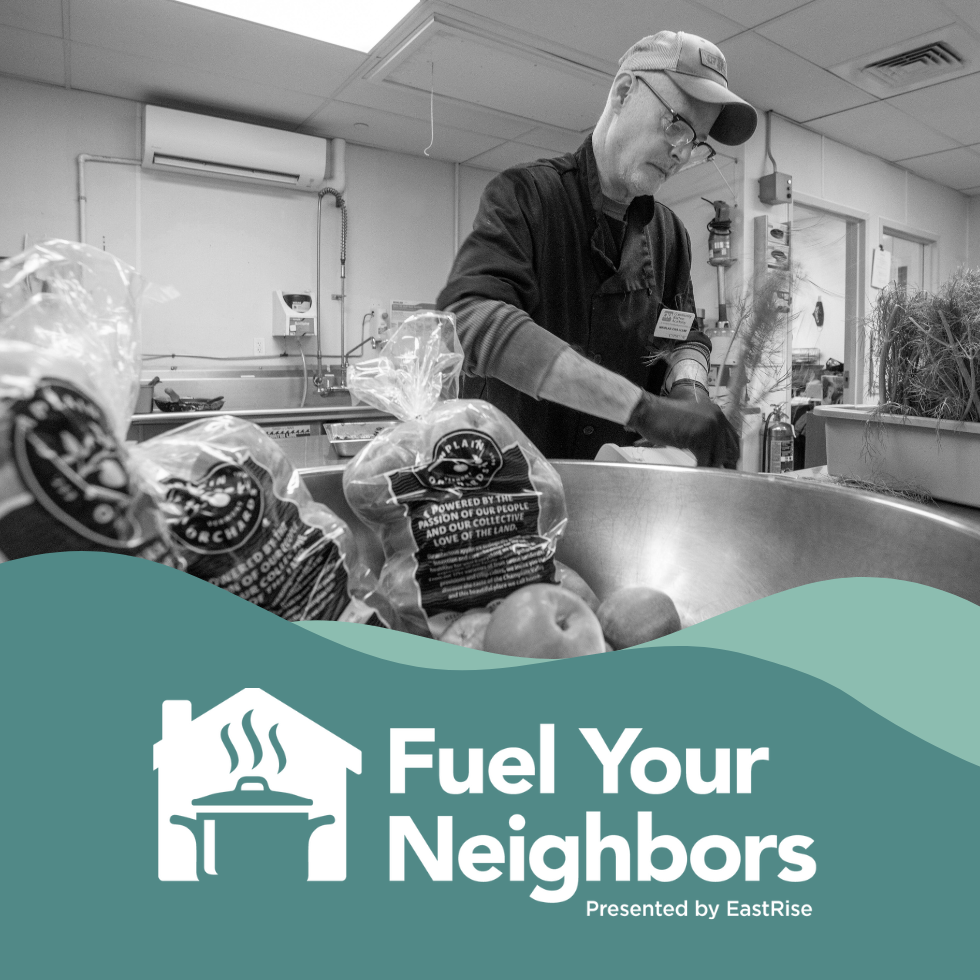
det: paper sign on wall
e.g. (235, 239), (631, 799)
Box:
(871, 247), (892, 290)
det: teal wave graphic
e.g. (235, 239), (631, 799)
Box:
(299, 578), (980, 768)
(2, 553), (977, 979)
(299, 620), (540, 670)
(0, 555), (972, 767)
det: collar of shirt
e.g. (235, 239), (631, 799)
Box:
(577, 139), (656, 292)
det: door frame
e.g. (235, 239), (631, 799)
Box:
(792, 192), (867, 403)
(879, 219), (939, 293)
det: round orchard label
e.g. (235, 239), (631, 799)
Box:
(164, 462), (263, 554)
(11, 380), (150, 549)
(420, 430), (504, 490)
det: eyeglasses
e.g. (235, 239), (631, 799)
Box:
(635, 74), (716, 164)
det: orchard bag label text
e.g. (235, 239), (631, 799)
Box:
(0, 379), (173, 562)
(384, 431), (555, 612)
(164, 457), (352, 621)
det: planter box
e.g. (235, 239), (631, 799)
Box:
(814, 404), (980, 508)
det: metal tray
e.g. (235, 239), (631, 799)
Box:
(324, 421), (390, 457)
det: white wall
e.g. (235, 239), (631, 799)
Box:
(457, 164), (495, 250)
(0, 77), (141, 252)
(739, 115), (971, 287)
(731, 114), (973, 399)
(661, 115), (973, 403)
(0, 76), (464, 375)
(3, 75), (976, 384)
(970, 197), (980, 269)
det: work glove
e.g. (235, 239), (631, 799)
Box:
(626, 385), (740, 469)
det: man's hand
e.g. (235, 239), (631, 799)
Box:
(627, 388), (740, 469)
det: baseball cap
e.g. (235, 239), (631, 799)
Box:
(619, 31), (757, 146)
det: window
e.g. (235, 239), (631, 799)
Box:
(880, 231), (935, 291)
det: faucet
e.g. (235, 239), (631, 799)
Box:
(315, 334), (382, 396)
(316, 363), (348, 397)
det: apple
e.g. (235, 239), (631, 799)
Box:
(428, 610), (462, 640)
(553, 559), (600, 612)
(440, 608), (492, 649)
(597, 586), (682, 650)
(483, 584), (605, 659)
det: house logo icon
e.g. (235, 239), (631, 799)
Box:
(153, 688), (361, 882)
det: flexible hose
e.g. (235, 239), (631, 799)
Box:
(298, 339), (308, 408)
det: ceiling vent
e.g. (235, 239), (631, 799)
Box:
(862, 42), (963, 88)
(831, 25), (979, 98)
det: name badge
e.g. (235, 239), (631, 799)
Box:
(653, 308), (697, 340)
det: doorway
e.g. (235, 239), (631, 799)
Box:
(790, 203), (864, 403)
(880, 228), (937, 292)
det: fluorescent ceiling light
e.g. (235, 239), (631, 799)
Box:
(173, 1), (419, 53)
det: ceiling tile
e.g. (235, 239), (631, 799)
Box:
(513, 125), (584, 154)
(805, 101), (958, 161)
(717, 31), (875, 121)
(69, 42), (326, 127)
(658, 154), (739, 207)
(303, 100), (503, 164)
(0, 0), (63, 36)
(758, 0), (955, 68)
(827, 23), (980, 101)
(447, 0), (745, 64)
(0, 23), (65, 85)
(336, 79), (531, 140)
(69, 0), (365, 98)
(940, 0), (980, 35)
(461, 140), (560, 172)
(887, 72), (980, 144)
(896, 146), (980, 190)
(692, 1), (810, 29)
(379, 28), (608, 131)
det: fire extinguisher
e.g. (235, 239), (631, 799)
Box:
(763, 404), (795, 473)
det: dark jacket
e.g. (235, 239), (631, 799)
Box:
(437, 138), (700, 459)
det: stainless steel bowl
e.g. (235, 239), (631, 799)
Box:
(300, 462), (980, 625)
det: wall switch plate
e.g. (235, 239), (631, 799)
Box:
(253, 337), (266, 355)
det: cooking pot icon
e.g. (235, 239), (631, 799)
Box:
(170, 776), (335, 883)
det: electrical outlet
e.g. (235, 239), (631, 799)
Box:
(253, 337), (266, 356)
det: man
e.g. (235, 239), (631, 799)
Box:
(436, 31), (757, 467)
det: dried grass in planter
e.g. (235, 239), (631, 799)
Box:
(723, 268), (798, 434)
(868, 269), (980, 424)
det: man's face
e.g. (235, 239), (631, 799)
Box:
(603, 72), (722, 201)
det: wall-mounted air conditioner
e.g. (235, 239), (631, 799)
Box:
(142, 105), (340, 193)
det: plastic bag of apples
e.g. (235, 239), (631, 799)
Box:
(342, 312), (682, 657)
